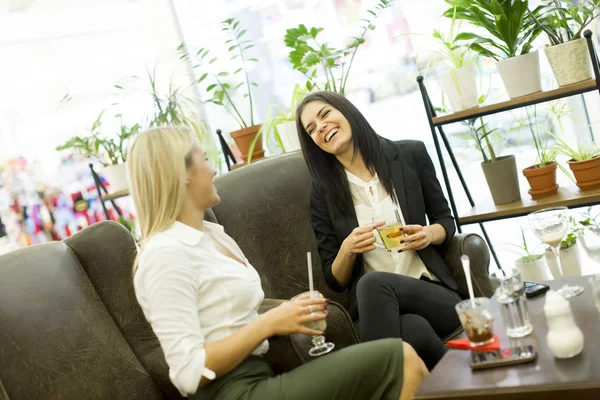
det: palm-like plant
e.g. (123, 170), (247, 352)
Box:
(284, 0), (393, 94)
(56, 111), (141, 166)
(178, 17), (258, 129)
(445, 0), (544, 60)
(531, 0), (600, 45)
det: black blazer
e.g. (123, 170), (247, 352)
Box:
(310, 139), (458, 321)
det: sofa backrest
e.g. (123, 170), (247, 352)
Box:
(64, 221), (181, 399)
(0, 223), (166, 399)
(213, 151), (347, 306)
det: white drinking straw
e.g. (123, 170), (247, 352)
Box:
(307, 252), (315, 299)
(461, 255), (476, 308)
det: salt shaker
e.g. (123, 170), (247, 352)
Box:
(544, 290), (584, 358)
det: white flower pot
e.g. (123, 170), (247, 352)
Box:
(99, 162), (129, 192)
(495, 51), (542, 98)
(277, 121), (301, 153)
(581, 226), (600, 263)
(545, 38), (593, 87)
(515, 255), (552, 283)
(544, 242), (583, 279)
(439, 64), (479, 112)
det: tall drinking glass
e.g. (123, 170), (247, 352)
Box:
(528, 207), (584, 298)
(291, 291), (335, 356)
(495, 269), (533, 338)
(372, 208), (407, 252)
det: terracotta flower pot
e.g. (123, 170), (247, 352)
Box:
(522, 162), (558, 198)
(568, 156), (600, 189)
(230, 124), (264, 163)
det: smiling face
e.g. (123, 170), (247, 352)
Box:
(300, 100), (353, 156)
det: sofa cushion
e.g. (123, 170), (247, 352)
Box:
(0, 241), (163, 400)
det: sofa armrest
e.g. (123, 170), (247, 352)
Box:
(443, 233), (494, 298)
(0, 376), (9, 400)
(258, 298), (359, 374)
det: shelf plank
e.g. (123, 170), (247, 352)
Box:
(101, 189), (130, 201)
(458, 184), (600, 225)
(432, 79), (598, 126)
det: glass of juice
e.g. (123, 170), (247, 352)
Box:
(372, 209), (407, 252)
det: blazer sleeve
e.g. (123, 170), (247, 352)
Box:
(414, 141), (456, 248)
(310, 182), (347, 292)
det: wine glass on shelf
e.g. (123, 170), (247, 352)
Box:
(528, 207), (584, 298)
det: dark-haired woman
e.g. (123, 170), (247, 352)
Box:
(297, 91), (462, 370)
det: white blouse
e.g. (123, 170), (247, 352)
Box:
(345, 170), (438, 281)
(134, 221), (268, 397)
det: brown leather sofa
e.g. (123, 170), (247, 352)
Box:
(0, 151), (493, 399)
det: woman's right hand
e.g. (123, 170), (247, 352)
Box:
(341, 222), (385, 255)
(261, 298), (328, 337)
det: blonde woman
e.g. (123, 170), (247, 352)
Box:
(128, 126), (428, 400)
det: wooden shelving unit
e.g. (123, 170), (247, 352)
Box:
(416, 30), (600, 272)
(432, 79), (598, 126)
(459, 185), (600, 225)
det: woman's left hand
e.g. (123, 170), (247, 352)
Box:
(397, 225), (433, 252)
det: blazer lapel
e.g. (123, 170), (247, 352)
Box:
(384, 142), (411, 224)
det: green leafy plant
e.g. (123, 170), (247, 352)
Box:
(284, 0), (392, 93)
(407, 7), (481, 100)
(56, 111), (141, 166)
(413, 6), (480, 72)
(578, 206), (600, 229)
(518, 106), (557, 168)
(545, 130), (600, 161)
(445, 0), (544, 60)
(556, 216), (581, 249)
(247, 84), (309, 163)
(504, 226), (544, 263)
(114, 68), (221, 171)
(460, 117), (499, 163)
(118, 216), (138, 240)
(530, 0), (600, 45)
(178, 17), (258, 129)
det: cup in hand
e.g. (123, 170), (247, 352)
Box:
(372, 209), (406, 252)
(291, 291), (327, 332)
(291, 290), (334, 356)
(455, 297), (495, 347)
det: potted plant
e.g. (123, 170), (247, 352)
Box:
(284, 0), (392, 94)
(530, 0), (600, 86)
(544, 217), (583, 278)
(446, 0), (544, 99)
(460, 117), (521, 205)
(247, 84), (309, 163)
(409, 7), (480, 112)
(506, 227), (551, 282)
(179, 17), (262, 163)
(56, 112), (141, 192)
(547, 131), (600, 189)
(520, 106), (559, 198)
(578, 206), (600, 262)
(114, 68), (221, 171)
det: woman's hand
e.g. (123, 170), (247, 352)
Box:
(261, 297), (328, 337)
(341, 222), (385, 255)
(397, 224), (433, 252)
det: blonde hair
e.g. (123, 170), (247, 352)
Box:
(127, 126), (195, 271)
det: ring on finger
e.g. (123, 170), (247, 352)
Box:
(308, 305), (313, 314)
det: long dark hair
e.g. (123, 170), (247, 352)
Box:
(296, 91), (396, 216)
